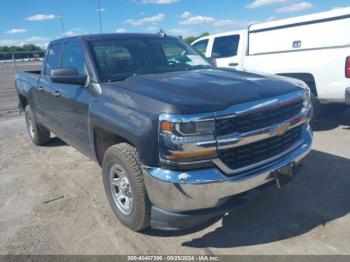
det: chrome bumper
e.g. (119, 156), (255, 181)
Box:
(143, 124), (312, 212)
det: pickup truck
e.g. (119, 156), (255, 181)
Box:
(192, 7), (350, 117)
(16, 33), (313, 231)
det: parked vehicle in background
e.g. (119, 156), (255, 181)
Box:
(16, 33), (312, 231)
(192, 7), (350, 116)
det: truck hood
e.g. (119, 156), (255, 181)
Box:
(108, 69), (303, 114)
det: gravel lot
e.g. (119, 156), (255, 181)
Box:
(0, 111), (350, 255)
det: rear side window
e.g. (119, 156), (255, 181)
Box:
(44, 43), (63, 75)
(62, 42), (86, 75)
(192, 39), (208, 55)
(212, 35), (240, 58)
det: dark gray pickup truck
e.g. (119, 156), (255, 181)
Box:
(15, 33), (313, 231)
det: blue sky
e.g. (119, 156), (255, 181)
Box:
(0, 0), (349, 47)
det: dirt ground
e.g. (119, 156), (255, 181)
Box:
(0, 111), (350, 255)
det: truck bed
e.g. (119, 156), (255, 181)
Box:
(15, 71), (41, 97)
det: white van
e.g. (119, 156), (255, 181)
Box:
(192, 7), (350, 112)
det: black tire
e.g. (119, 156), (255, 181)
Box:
(24, 105), (50, 145)
(102, 143), (150, 231)
(311, 96), (348, 120)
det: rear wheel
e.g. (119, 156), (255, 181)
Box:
(24, 105), (50, 145)
(311, 96), (348, 120)
(102, 143), (150, 231)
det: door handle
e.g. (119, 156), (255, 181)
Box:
(52, 91), (61, 97)
(37, 86), (44, 92)
(229, 62), (239, 67)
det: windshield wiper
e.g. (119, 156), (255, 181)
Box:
(107, 73), (137, 82)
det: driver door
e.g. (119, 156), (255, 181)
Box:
(51, 40), (92, 156)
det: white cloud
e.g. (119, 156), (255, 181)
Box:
(116, 28), (127, 33)
(180, 14), (252, 28)
(5, 28), (27, 34)
(330, 6), (346, 11)
(266, 16), (277, 21)
(181, 11), (192, 19)
(180, 15), (215, 25)
(213, 19), (242, 27)
(126, 13), (165, 26)
(0, 39), (20, 46)
(61, 28), (84, 37)
(276, 2), (313, 13)
(247, 0), (291, 9)
(62, 31), (78, 37)
(0, 36), (50, 47)
(25, 36), (50, 42)
(25, 14), (56, 21)
(95, 8), (106, 12)
(136, 0), (179, 4)
(146, 26), (159, 32)
(168, 28), (193, 37)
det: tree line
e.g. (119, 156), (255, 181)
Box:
(0, 44), (44, 53)
(0, 44), (45, 61)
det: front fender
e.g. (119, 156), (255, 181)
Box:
(88, 97), (158, 166)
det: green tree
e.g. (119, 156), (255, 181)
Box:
(183, 36), (196, 44)
(0, 44), (44, 53)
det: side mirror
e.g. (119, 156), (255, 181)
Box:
(50, 67), (87, 86)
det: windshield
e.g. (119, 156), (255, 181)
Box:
(91, 37), (213, 82)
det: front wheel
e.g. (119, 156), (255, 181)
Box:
(102, 143), (150, 231)
(24, 105), (50, 145)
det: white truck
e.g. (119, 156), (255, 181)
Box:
(192, 7), (350, 115)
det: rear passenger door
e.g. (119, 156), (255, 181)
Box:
(210, 35), (240, 68)
(38, 42), (64, 131)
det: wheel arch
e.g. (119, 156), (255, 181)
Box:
(277, 73), (318, 97)
(93, 126), (136, 166)
(18, 94), (28, 111)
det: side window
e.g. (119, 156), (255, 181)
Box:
(62, 42), (86, 75)
(212, 35), (240, 59)
(192, 40), (208, 55)
(44, 43), (63, 75)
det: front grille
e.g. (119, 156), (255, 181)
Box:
(218, 126), (302, 172)
(216, 100), (303, 136)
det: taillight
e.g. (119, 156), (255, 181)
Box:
(346, 57), (350, 78)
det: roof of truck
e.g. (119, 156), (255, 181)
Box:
(51, 33), (178, 44)
(250, 6), (350, 32)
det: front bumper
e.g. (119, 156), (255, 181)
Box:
(143, 124), (312, 216)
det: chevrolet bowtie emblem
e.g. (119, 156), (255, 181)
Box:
(273, 123), (290, 136)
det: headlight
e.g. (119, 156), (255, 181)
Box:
(288, 79), (311, 109)
(303, 87), (311, 109)
(159, 114), (217, 168)
(293, 80), (312, 120)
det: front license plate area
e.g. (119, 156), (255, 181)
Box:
(273, 163), (296, 189)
